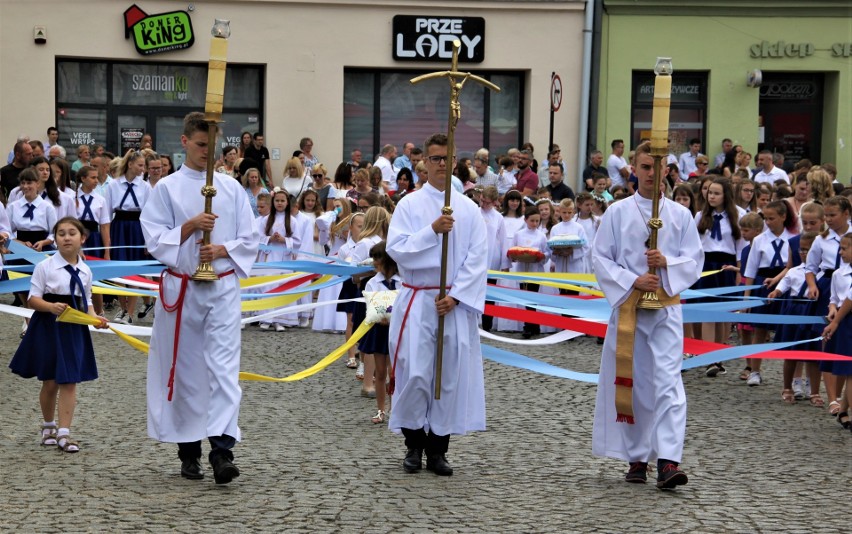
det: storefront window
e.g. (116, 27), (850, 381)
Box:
(631, 72), (707, 155)
(343, 69), (523, 162)
(56, 59), (263, 160)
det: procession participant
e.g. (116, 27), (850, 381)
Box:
(386, 133), (488, 476)
(591, 141), (703, 489)
(140, 112), (258, 484)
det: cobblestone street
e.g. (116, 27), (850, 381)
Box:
(2, 304), (850, 533)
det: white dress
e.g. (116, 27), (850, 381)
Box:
(140, 166), (258, 443)
(494, 216), (526, 332)
(311, 210), (348, 332)
(256, 210), (304, 326)
(386, 183), (488, 436)
(591, 193), (702, 463)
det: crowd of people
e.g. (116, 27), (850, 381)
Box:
(2, 123), (850, 485)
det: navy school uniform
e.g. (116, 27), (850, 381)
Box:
(358, 274), (401, 355)
(9, 254), (98, 383)
(804, 229), (844, 335)
(8, 196), (57, 252)
(743, 228), (794, 317)
(76, 191), (110, 258)
(105, 175), (149, 261)
(773, 265), (818, 349)
(692, 210), (744, 300)
(823, 262), (852, 375)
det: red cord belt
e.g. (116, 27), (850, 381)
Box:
(387, 282), (451, 395)
(159, 268), (235, 401)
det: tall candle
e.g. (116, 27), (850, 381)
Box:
(650, 58), (672, 155)
(205, 21), (229, 122)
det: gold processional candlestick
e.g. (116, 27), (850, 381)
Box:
(410, 40), (500, 399)
(637, 57), (673, 309)
(192, 19), (230, 282)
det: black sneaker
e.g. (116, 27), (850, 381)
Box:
(705, 363), (726, 377)
(656, 463), (688, 490)
(138, 302), (155, 319)
(625, 462), (647, 483)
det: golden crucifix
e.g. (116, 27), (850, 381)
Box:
(410, 40), (500, 399)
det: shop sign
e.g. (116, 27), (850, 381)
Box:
(393, 16), (485, 63)
(69, 132), (96, 146)
(121, 128), (145, 152)
(750, 41), (814, 58)
(636, 81), (702, 103)
(759, 80), (819, 101)
(124, 4), (194, 56)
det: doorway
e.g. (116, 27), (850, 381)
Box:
(758, 73), (823, 166)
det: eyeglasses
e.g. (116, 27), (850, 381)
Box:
(312, 173), (324, 179)
(427, 155), (449, 164)
(742, 189), (755, 194)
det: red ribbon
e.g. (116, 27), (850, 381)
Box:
(159, 268), (234, 401)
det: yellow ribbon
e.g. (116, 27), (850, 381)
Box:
(57, 306), (372, 383)
(58, 307), (150, 353)
(614, 288), (680, 424)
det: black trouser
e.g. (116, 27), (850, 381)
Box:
(481, 278), (497, 332)
(402, 427), (449, 455)
(178, 434), (236, 463)
(521, 282), (540, 335)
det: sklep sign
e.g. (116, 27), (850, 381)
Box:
(393, 16), (485, 63)
(124, 4), (194, 56)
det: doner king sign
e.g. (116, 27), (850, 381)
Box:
(124, 4), (195, 56)
(393, 15), (485, 63)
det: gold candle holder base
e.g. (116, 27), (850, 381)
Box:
(637, 290), (663, 309)
(191, 262), (219, 282)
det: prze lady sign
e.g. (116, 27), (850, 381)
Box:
(393, 15), (485, 63)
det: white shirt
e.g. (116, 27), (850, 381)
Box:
(8, 195), (57, 239)
(606, 154), (628, 188)
(29, 252), (94, 308)
(105, 175), (149, 213)
(744, 228), (795, 279)
(374, 155), (396, 191)
(678, 151), (703, 176)
(829, 262), (851, 307)
(753, 165), (789, 185)
(76, 191), (111, 225)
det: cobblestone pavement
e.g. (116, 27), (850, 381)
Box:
(2, 299), (850, 533)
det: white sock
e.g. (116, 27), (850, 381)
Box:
(57, 427), (69, 438)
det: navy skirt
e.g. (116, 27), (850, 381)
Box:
(692, 252), (737, 303)
(809, 274), (833, 335)
(9, 295), (98, 384)
(110, 212), (145, 262)
(81, 219), (104, 258)
(748, 268), (785, 318)
(359, 323), (390, 355)
(336, 279), (359, 313)
(773, 295), (817, 346)
(824, 314), (852, 375)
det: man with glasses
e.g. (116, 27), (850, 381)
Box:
(386, 132), (488, 477)
(513, 149), (538, 197)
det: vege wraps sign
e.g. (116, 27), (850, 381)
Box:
(124, 4), (195, 55)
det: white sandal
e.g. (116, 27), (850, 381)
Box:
(40, 423), (57, 446)
(371, 410), (386, 424)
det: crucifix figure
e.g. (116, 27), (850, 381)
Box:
(410, 40), (500, 400)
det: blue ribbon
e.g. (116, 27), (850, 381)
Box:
(710, 213), (723, 240)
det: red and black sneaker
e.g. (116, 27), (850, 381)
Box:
(625, 462), (648, 483)
(656, 463), (688, 490)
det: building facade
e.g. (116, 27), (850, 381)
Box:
(0, 0), (586, 186)
(596, 1), (852, 177)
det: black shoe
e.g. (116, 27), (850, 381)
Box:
(656, 463), (688, 490)
(522, 331), (532, 339)
(180, 458), (204, 480)
(138, 302), (155, 319)
(403, 448), (423, 473)
(426, 453), (454, 476)
(210, 455), (240, 484)
(625, 462), (647, 484)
